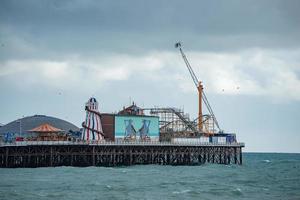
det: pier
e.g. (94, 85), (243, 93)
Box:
(0, 141), (244, 168)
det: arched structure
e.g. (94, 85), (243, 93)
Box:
(0, 115), (79, 137)
(82, 97), (104, 141)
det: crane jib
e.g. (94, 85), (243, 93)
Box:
(176, 42), (221, 131)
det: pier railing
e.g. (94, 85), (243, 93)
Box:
(0, 141), (245, 147)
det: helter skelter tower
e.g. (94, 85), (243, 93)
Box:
(82, 97), (104, 141)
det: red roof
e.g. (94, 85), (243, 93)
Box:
(28, 123), (63, 133)
(118, 103), (144, 115)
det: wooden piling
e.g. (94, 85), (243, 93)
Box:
(0, 143), (244, 168)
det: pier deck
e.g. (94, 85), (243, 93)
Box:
(0, 142), (244, 168)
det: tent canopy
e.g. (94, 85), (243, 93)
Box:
(28, 123), (63, 133)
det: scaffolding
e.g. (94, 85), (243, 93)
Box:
(143, 107), (199, 140)
(143, 107), (218, 140)
(202, 115), (216, 136)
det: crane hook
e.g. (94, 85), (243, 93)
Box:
(175, 42), (181, 48)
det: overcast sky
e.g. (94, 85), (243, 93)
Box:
(1, 0), (300, 153)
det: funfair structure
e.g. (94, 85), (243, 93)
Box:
(82, 98), (104, 141)
(0, 43), (244, 168)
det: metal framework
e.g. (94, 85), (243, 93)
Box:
(175, 42), (221, 133)
(144, 107), (218, 138)
(0, 143), (244, 167)
(145, 107), (196, 133)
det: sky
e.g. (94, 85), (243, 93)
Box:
(0, 0), (300, 153)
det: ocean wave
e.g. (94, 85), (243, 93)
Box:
(1, 154), (299, 200)
(263, 160), (271, 163)
(172, 189), (191, 194)
(231, 187), (243, 196)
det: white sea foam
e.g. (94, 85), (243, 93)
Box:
(263, 160), (271, 163)
(172, 189), (191, 194)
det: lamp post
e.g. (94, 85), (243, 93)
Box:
(17, 120), (22, 137)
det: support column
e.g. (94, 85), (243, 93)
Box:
(197, 83), (203, 132)
(5, 147), (8, 167)
(92, 146), (95, 166)
(50, 146), (53, 167)
(234, 147), (237, 164)
(129, 148), (132, 165)
(239, 147), (243, 165)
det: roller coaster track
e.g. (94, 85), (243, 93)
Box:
(145, 108), (200, 133)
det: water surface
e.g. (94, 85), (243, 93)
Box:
(0, 153), (299, 200)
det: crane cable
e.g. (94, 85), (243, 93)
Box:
(176, 42), (221, 131)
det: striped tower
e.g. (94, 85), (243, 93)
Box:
(82, 97), (104, 141)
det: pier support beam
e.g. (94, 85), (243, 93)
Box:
(0, 144), (244, 168)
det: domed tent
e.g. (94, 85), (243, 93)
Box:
(28, 123), (69, 141)
(0, 115), (80, 138)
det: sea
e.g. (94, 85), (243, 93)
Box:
(0, 153), (299, 200)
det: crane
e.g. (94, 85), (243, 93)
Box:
(175, 42), (221, 133)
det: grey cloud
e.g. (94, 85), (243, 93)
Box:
(1, 0), (300, 60)
(1, 0), (300, 152)
(2, 0), (299, 33)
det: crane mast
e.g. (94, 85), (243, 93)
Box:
(175, 42), (221, 133)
